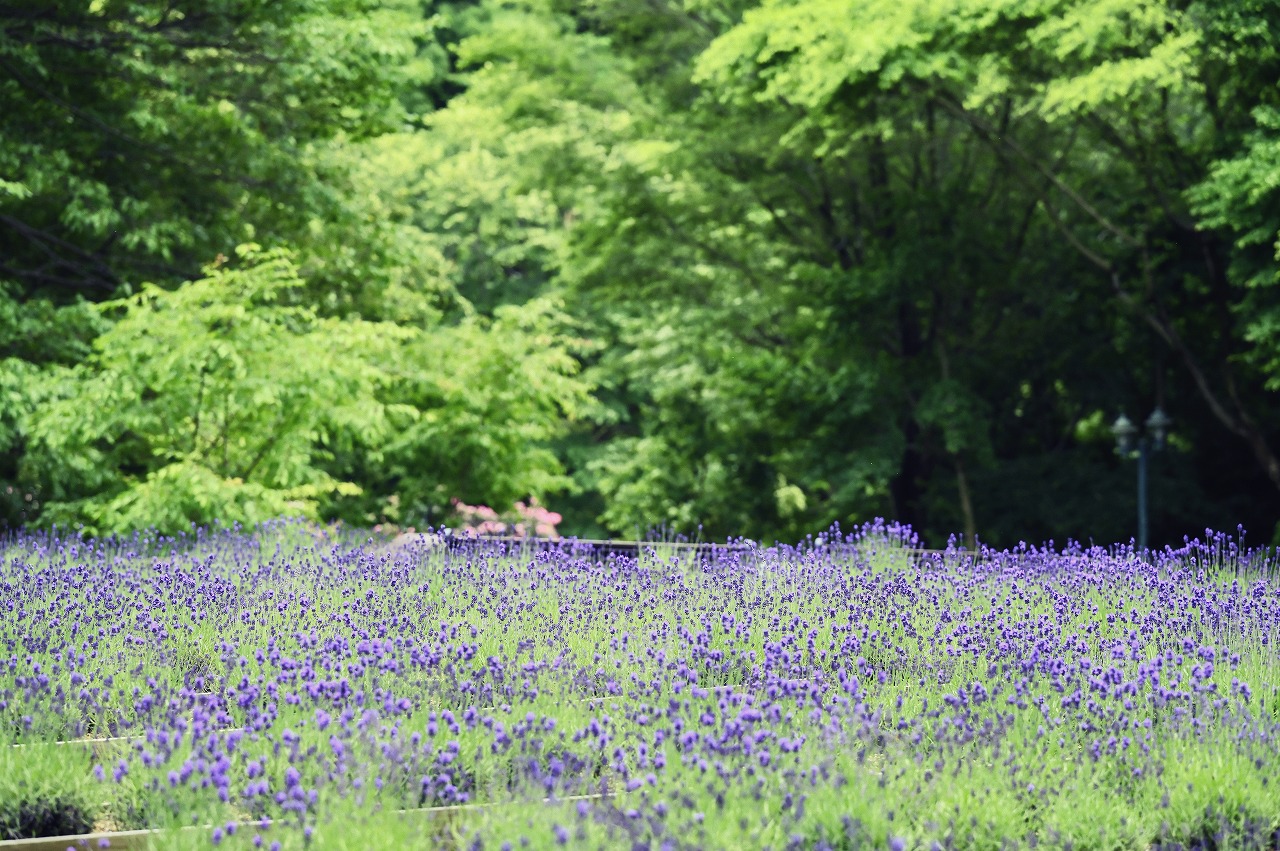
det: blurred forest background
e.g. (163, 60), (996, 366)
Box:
(2, 0), (1279, 547)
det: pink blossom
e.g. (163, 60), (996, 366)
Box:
(449, 496), (562, 539)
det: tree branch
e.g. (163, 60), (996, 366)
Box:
(929, 92), (1141, 248)
(0, 214), (119, 292)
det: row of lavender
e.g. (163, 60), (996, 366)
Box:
(1, 520), (1279, 849)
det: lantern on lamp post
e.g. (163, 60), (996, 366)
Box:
(1111, 407), (1172, 552)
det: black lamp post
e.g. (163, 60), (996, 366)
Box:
(1111, 407), (1172, 551)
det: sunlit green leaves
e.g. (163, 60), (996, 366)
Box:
(19, 245), (595, 534)
(23, 248), (403, 532)
(1190, 107), (1280, 386)
(378, 296), (597, 520)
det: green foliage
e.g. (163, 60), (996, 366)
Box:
(1188, 106), (1280, 385)
(0, 0), (602, 535)
(23, 247), (406, 532)
(20, 248), (592, 534)
(22, 245), (593, 534)
(0, 0), (427, 298)
(555, 0), (1280, 542)
(4, 0), (1280, 543)
(374, 296), (597, 523)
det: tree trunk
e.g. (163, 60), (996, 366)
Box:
(954, 455), (977, 549)
(889, 418), (924, 534)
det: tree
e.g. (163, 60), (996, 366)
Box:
(22, 247), (404, 532)
(12, 0), (1278, 543)
(21, 247), (593, 533)
(0, 0), (438, 527)
(696, 0), (1280, 505)
(1, 0), (604, 533)
(0, 0), (424, 298)
(422, 0), (1280, 544)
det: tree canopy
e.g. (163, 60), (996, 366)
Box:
(3, 0), (1279, 545)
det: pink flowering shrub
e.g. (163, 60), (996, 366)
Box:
(450, 497), (562, 539)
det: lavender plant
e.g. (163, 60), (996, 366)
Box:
(1, 519), (1278, 849)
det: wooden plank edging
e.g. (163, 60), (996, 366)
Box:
(0, 793), (614, 850)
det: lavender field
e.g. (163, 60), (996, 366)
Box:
(2, 520), (1279, 850)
